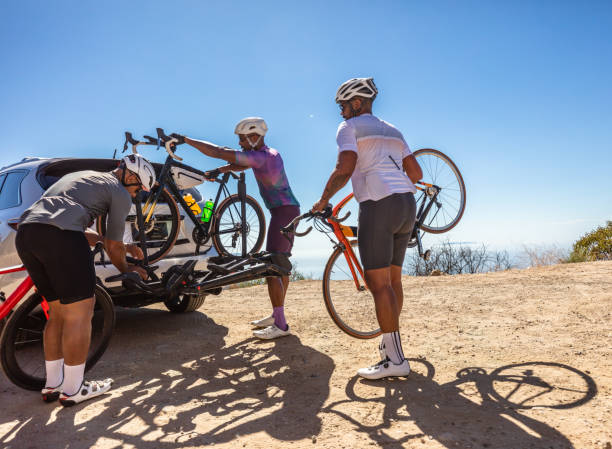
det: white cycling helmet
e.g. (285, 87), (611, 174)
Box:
(335, 77), (378, 103)
(234, 117), (268, 136)
(122, 154), (155, 191)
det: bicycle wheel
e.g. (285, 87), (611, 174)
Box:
(413, 148), (466, 234)
(0, 285), (115, 391)
(97, 187), (180, 264)
(322, 240), (381, 339)
(489, 362), (597, 410)
(212, 194), (266, 257)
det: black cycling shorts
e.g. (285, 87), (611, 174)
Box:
(358, 192), (416, 270)
(15, 223), (95, 304)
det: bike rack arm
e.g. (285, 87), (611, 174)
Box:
(182, 261), (288, 295)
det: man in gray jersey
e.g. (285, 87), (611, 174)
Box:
(16, 154), (155, 406)
(312, 78), (423, 380)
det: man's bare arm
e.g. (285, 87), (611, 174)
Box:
(84, 229), (103, 247)
(219, 163), (248, 173)
(402, 154), (423, 184)
(312, 151), (357, 212)
(184, 137), (238, 164)
(105, 239), (148, 279)
(105, 239), (129, 273)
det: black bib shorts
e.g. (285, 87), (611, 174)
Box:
(15, 223), (96, 304)
(357, 192), (416, 270)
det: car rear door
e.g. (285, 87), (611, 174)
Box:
(0, 170), (30, 267)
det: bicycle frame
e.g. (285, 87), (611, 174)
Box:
(327, 194), (366, 292)
(412, 181), (442, 257)
(138, 154), (250, 258)
(0, 265), (49, 321)
(326, 182), (442, 289)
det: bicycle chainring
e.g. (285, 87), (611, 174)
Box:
(192, 227), (210, 246)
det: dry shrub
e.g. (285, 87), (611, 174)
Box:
(521, 245), (568, 267)
(404, 241), (514, 276)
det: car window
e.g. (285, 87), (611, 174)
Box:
(0, 170), (28, 210)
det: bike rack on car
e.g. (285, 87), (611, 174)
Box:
(102, 252), (292, 300)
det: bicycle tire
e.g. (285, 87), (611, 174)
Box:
(0, 286), (115, 391)
(489, 361), (597, 410)
(164, 293), (206, 313)
(97, 187), (180, 264)
(413, 148), (466, 234)
(322, 240), (381, 339)
(212, 194), (266, 257)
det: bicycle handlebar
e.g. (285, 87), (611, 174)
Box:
(280, 206), (351, 240)
(156, 128), (183, 162)
(121, 128), (184, 162)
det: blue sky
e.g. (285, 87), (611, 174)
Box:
(1, 1), (611, 272)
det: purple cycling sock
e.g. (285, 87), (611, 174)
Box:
(273, 306), (288, 331)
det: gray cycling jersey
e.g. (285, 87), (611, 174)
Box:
(19, 170), (132, 241)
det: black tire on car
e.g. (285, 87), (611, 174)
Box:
(163, 293), (206, 313)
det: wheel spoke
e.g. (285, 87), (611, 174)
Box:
(415, 150), (465, 233)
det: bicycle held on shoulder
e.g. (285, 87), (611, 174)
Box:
(97, 128), (266, 264)
(282, 148), (466, 340)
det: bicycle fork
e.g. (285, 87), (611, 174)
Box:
(413, 185), (442, 261)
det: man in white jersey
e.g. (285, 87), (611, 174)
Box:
(312, 78), (423, 380)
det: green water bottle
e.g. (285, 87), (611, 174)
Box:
(201, 199), (214, 222)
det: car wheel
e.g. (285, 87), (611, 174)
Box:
(163, 293), (206, 313)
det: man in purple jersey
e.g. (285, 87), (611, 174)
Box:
(173, 118), (300, 340)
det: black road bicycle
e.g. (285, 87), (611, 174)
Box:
(98, 128), (266, 263)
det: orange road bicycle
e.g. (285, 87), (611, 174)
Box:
(282, 149), (465, 339)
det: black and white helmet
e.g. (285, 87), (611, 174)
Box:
(335, 77), (378, 103)
(122, 154), (155, 191)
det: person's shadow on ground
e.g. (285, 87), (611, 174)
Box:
(0, 305), (334, 448)
(324, 358), (597, 449)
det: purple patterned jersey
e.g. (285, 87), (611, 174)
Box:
(235, 145), (300, 210)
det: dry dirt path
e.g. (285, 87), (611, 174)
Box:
(1, 261), (611, 449)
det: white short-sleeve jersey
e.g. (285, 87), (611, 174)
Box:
(336, 114), (416, 202)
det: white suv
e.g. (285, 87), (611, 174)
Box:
(0, 157), (213, 311)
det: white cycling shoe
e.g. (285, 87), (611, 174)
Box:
(59, 378), (113, 407)
(250, 315), (274, 328)
(253, 324), (291, 340)
(41, 384), (62, 403)
(357, 357), (411, 380)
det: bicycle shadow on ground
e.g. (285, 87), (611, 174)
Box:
(324, 358), (597, 449)
(0, 306), (334, 448)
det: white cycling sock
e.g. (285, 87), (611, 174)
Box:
(45, 358), (64, 388)
(62, 363), (86, 396)
(381, 331), (405, 365)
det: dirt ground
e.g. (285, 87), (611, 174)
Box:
(1, 261), (611, 449)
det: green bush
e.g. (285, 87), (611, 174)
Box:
(567, 221), (612, 262)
